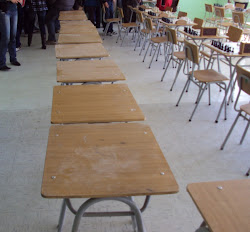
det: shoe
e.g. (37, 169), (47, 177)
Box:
(16, 47), (21, 52)
(107, 32), (112, 36)
(46, 40), (56, 45)
(11, 61), (21, 66)
(111, 31), (117, 35)
(0, 65), (11, 71)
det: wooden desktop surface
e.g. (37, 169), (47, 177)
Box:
(42, 123), (179, 198)
(59, 25), (96, 34)
(60, 20), (93, 26)
(187, 179), (250, 232)
(58, 14), (87, 21)
(51, 84), (145, 124)
(55, 43), (109, 59)
(58, 33), (102, 44)
(179, 30), (227, 40)
(57, 59), (126, 83)
(59, 10), (86, 16)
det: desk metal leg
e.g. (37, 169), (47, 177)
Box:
(71, 197), (145, 232)
(57, 199), (67, 232)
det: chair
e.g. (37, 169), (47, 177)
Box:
(235, 3), (245, 9)
(142, 17), (168, 68)
(226, 25), (243, 42)
(116, 7), (139, 46)
(177, 11), (187, 19)
(204, 4), (217, 26)
(176, 40), (229, 122)
(192, 18), (204, 30)
(220, 65), (250, 150)
(102, 4), (120, 37)
(161, 27), (185, 92)
(163, 6), (173, 12)
(232, 11), (250, 40)
(214, 6), (234, 33)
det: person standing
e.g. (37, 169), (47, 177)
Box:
(0, 0), (22, 71)
(102, 0), (116, 35)
(26, 0), (47, 49)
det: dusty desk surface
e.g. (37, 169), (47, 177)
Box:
(58, 33), (102, 44)
(58, 13), (87, 21)
(187, 179), (250, 232)
(42, 123), (179, 198)
(55, 43), (109, 59)
(60, 20), (93, 26)
(57, 59), (126, 83)
(59, 24), (96, 34)
(51, 84), (145, 124)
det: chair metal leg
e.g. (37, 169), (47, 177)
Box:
(161, 57), (172, 82)
(142, 42), (151, 62)
(176, 79), (190, 107)
(208, 84), (211, 105)
(170, 60), (184, 91)
(246, 168), (250, 176)
(240, 120), (249, 145)
(121, 28), (129, 46)
(57, 199), (67, 232)
(139, 37), (147, 56)
(189, 83), (207, 122)
(220, 111), (241, 150)
(149, 44), (159, 68)
(134, 32), (141, 51)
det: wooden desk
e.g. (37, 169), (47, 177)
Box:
(59, 24), (96, 34)
(57, 59), (126, 83)
(160, 20), (197, 28)
(58, 13), (87, 21)
(58, 33), (102, 44)
(51, 84), (145, 124)
(59, 10), (86, 16)
(42, 123), (178, 231)
(55, 43), (109, 59)
(60, 20), (93, 26)
(187, 179), (250, 232)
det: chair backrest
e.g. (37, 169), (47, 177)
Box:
(139, 5), (147, 10)
(165, 27), (177, 45)
(193, 17), (204, 30)
(184, 39), (199, 65)
(117, 7), (124, 19)
(226, 25), (243, 42)
(214, 6), (225, 18)
(145, 17), (153, 31)
(175, 19), (187, 25)
(177, 11), (187, 19)
(235, 3), (245, 9)
(205, 4), (213, 13)
(232, 11), (244, 25)
(136, 10), (144, 24)
(236, 65), (250, 95)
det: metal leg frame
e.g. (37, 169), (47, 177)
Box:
(57, 196), (151, 232)
(170, 60), (184, 91)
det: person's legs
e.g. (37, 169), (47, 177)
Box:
(46, 7), (58, 42)
(0, 10), (10, 69)
(37, 11), (46, 49)
(16, 4), (24, 49)
(95, 5), (101, 28)
(8, 4), (18, 64)
(27, 9), (35, 46)
(108, 0), (113, 32)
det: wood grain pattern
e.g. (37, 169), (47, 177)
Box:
(58, 14), (87, 21)
(187, 179), (250, 232)
(58, 33), (102, 44)
(42, 123), (179, 198)
(55, 43), (109, 59)
(51, 84), (145, 124)
(59, 25), (96, 34)
(59, 10), (86, 16)
(57, 59), (126, 83)
(60, 20), (93, 26)
(179, 30), (227, 40)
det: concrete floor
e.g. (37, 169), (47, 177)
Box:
(0, 30), (249, 232)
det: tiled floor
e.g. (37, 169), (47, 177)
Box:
(0, 29), (249, 232)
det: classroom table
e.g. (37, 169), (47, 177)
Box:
(59, 24), (96, 34)
(59, 10), (86, 16)
(202, 41), (250, 122)
(42, 123), (179, 232)
(58, 13), (87, 21)
(55, 43), (109, 60)
(60, 20), (93, 26)
(51, 84), (145, 124)
(57, 59), (126, 83)
(187, 179), (250, 232)
(58, 33), (102, 44)
(160, 19), (197, 28)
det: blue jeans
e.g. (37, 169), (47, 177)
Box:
(103, 0), (114, 33)
(46, 7), (59, 42)
(0, 3), (18, 68)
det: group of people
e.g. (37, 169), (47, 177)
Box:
(0, 0), (80, 71)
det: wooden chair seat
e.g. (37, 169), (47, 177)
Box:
(193, 69), (229, 82)
(122, 22), (137, 27)
(141, 28), (157, 34)
(173, 51), (185, 60)
(107, 18), (120, 23)
(151, 36), (168, 43)
(240, 103), (250, 115)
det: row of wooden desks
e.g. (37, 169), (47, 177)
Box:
(42, 10), (179, 232)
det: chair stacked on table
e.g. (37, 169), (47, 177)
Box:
(41, 9), (178, 232)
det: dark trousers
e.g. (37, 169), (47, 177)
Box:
(16, 4), (24, 48)
(28, 10), (46, 37)
(103, 0), (114, 33)
(85, 5), (101, 27)
(46, 7), (59, 42)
